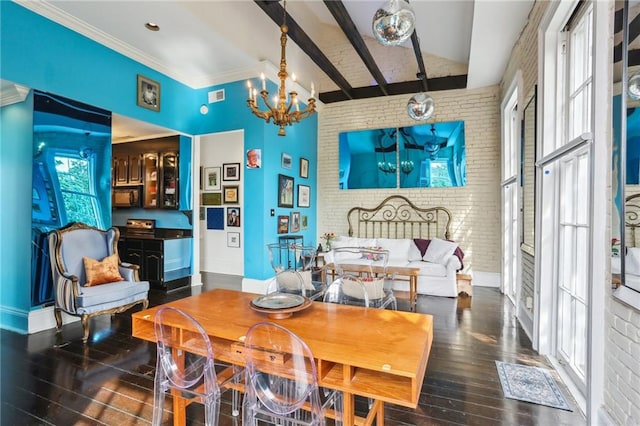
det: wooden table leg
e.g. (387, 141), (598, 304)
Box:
(409, 275), (417, 312)
(172, 389), (187, 426)
(343, 391), (355, 426)
(376, 399), (385, 425)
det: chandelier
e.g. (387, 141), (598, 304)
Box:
(400, 160), (414, 174)
(425, 124), (440, 160)
(247, 1), (316, 136)
(378, 160), (396, 174)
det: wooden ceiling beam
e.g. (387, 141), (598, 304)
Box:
(410, 32), (429, 91)
(323, 0), (388, 96)
(254, 0), (353, 100)
(319, 74), (467, 103)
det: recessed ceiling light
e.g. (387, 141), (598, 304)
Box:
(145, 22), (160, 32)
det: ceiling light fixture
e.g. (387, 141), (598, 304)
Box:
(246, 0), (316, 136)
(145, 22), (160, 32)
(372, 0), (416, 46)
(407, 92), (434, 121)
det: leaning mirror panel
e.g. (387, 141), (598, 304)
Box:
(338, 121), (466, 190)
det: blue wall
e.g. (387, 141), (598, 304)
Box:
(0, 2), (318, 331)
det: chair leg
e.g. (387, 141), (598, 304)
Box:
(54, 308), (63, 331)
(152, 359), (167, 426)
(81, 315), (90, 343)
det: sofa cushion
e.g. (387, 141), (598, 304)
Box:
(407, 260), (448, 277)
(77, 280), (149, 307)
(83, 253), (124, 287)
(414, 239), (430, 258)
(408, 241), (423, 262)
(423, 238), (458, 265)
(376, 238), (411, 262)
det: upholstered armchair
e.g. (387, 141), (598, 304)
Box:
(48, 222), (150, 342)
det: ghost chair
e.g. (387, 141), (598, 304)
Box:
(152, 307), (242, 426)
(242, 321), (342, 426)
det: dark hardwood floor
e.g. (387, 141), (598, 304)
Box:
(1, 278), (586, 425)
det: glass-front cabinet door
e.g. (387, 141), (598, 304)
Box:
(161, 152), (178, 209)
(143, 153), (159, 208)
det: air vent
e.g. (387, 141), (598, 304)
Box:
(208, 89), (225, 103)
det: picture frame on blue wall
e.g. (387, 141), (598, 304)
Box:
(297, 184), (310, 208)
(136, 74), (160, 112)
(300, 157), (309, 178)
(278, 174), (294, 208)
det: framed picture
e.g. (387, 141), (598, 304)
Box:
(203, 167), (221, 191)
(227, 232), (240, 248)
(226, 207), (241, 227)
(277, 215), (290, 234)
(290, 211), (301, 232)
(246, 149), (261, 169)
(301, 215), (308, 230)
(136, 74), (160, 112)
(278, 174), (294, 208)
(297, 184), (310, 208)
(300, 157), (309, 178)
(223, 185), (239, 204)
(206, 207), (224, 230)
(223, 163), (240, 181)
(281, 152), (292, 169)
(202, 192), (222, 205)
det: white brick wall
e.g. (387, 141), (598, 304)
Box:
(316, 86), (502, 276)
(503, 1), (640, 423)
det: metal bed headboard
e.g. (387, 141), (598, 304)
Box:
(347, 195), (452, 240)
(626, 193), (640, 247)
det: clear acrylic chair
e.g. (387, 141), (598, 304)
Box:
(242, 322), (342, 426)
(326, 246), (397, 310)
(266, 242), (327, 300)
(153, 306), (241, 426)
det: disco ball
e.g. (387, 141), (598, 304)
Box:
(629, 72), (640, 101)
(372, 0), (415, 46)
(407, 93), (434, 121)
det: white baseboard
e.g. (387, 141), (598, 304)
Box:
(242, 278), (270, 294)
(190, 272), (202, 287)
(472, 271), (501, 288)
(597, 406), (616, 425)
(28, 306), (79, 334)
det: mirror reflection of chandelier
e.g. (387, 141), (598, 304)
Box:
(378, 158), (396, 174)
(424, 124), (440, 160)
(401, 159), (414, 174)
(246, 0), (316, 136)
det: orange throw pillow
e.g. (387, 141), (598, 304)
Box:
(83, 253), (124, 287)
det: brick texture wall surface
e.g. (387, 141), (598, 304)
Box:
(316, 86), (501, 275)
(503, 1), (639, 422)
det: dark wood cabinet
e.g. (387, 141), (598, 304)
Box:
(119, 237), (190, 291)
(112, 137), (179, 209)
(112, 154), (142, 186)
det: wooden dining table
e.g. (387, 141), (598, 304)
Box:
(131, 288), (433, 426)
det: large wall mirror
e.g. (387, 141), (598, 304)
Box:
(338, 121), (466, 190)
(521, 87), (536, 253)
(613, 0), (640, 291)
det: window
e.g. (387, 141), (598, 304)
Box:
(54, 153), (102, 228)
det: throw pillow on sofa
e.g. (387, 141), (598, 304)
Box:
(83, 253), (124, 287)
(376, 238), (411, 262)
(423, 238), (458, 265)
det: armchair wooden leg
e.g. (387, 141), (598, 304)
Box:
(54, 308), (63, 331)
(81, 315), (90, 343)
(142, 299), (149, 310)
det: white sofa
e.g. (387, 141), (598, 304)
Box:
(327, 236), (463, 297)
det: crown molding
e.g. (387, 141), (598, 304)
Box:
(0, 83), (29, 107)
(14, 1), (323, 102)
(14, 0), (195, 86)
